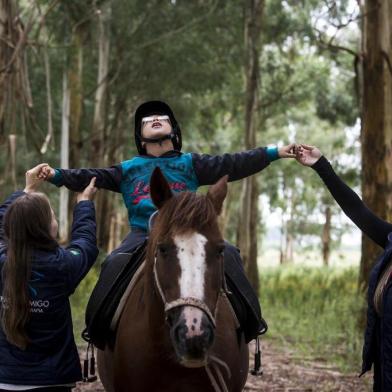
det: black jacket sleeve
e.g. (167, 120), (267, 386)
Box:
(312, 156), (392, 249)
(50, 165), (122, 193)
(0, 191), (25, 244)
(192, 147), (271, 185)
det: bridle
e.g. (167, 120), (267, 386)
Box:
(153, 253), (217, 327)
(149, 215), (232, 392)
(152, 250), (232, 392)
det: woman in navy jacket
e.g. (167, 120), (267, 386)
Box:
(0, 164), (98, 392)
(296, 144), (392, 392)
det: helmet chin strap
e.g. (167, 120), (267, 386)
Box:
(141, 133), (176, 147)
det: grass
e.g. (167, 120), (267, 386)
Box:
(259, 265), (366, 372)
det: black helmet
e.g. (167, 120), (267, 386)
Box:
(134, 100), (182, 155)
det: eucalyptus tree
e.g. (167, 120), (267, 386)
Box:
(358, 0), (392, 289)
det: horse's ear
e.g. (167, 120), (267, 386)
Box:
(207, 175), (228, 215)
(150, 167), (173, 209)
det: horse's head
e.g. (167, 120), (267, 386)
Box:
(148, 167), (228, 368)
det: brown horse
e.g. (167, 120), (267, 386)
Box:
(98, 168), (249, 392)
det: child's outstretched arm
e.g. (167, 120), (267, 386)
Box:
(296, 144), (392, 249)
(192, 144), (296, 185)
(38, 164), (122, 193)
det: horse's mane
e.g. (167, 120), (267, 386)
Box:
(147, 191), (219, 257)
(155, 191), (218, 235)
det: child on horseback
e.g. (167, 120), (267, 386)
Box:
(39, 100), (296, 342)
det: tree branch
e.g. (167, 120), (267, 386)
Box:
(313, 27), (358, 58)
(135, 0), (220, 50)
(0, 0), (59, 75)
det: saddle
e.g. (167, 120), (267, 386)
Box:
(84, 242), (146, 350)
(84, 242), (267, 350)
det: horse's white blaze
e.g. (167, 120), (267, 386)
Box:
(174, 233), (208, 338)
(174, 232), (207, 300)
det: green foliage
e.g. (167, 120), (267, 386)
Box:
(260, 265), (365, 371)
(0, 0), (362, 263)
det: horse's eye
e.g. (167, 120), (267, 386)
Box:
(158, 243), (169, 256)
(217, 245), (225, 258)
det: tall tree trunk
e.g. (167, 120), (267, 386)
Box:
(68, 25), (86, 168)
(0, 0), (8, 144)
(238, 0), (264, 292)
(91, 2), (112, 250)
(322, 205), (332, 267)
(359, 0), (392, 290)
(8, 134), (16, 189)
(279, 214), (285, 265)
(64, 22), (88, 244)
(285, 190), (295, 263)
(0, 0), (32, 172)
(91, 1), (111, 166)
(59, 70), (70, 243)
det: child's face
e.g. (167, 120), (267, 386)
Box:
(141, 114), (172, 142)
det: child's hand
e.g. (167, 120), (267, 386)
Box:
(37, 164), (55, 180)
(296, 144), (322, 166)
(24, 163), (49, 193)
(278, 143), (297, 158)
(77, 177), (98, 202)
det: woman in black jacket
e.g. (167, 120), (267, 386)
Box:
(296, 144), (392, 392)
(0, 164), (98, 392)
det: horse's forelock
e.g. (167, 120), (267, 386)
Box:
(146, 192), (219, 260)
(156, 192), (218, 234)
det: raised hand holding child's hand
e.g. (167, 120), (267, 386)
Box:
(296, 144), (322, 166)
(37, 164), (55, 180)
(24, 163), (50, 193)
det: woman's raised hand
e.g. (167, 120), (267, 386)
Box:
(278, 143), (297, 158)
(24, 163), (50, 193)
(296, 144), (322, 166)
(37, 164), (56, 180)
(77, 177), (98, 202)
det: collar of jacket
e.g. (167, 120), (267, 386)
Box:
(137, 150), (182, 159)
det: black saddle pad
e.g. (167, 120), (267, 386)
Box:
(85, 242), (147, 349)
(84, 240), (267, 348)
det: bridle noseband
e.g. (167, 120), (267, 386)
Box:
(153, 254), (217, 327)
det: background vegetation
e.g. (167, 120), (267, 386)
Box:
(1, 0), (392, 377)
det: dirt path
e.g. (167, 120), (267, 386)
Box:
(75, 341), (372, 391)
(244, 341), (372, 392)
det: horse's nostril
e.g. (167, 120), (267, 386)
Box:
(167, 308), (181, 327)
(174, 323), (187, 344)
(203, 325), (214, 345)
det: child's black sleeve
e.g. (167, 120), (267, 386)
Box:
(312, 156), (392, 249)
(49, 164), (122, 193)
(192, 147), (270, 185)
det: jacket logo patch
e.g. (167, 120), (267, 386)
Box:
(29, 271), (45, 298)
